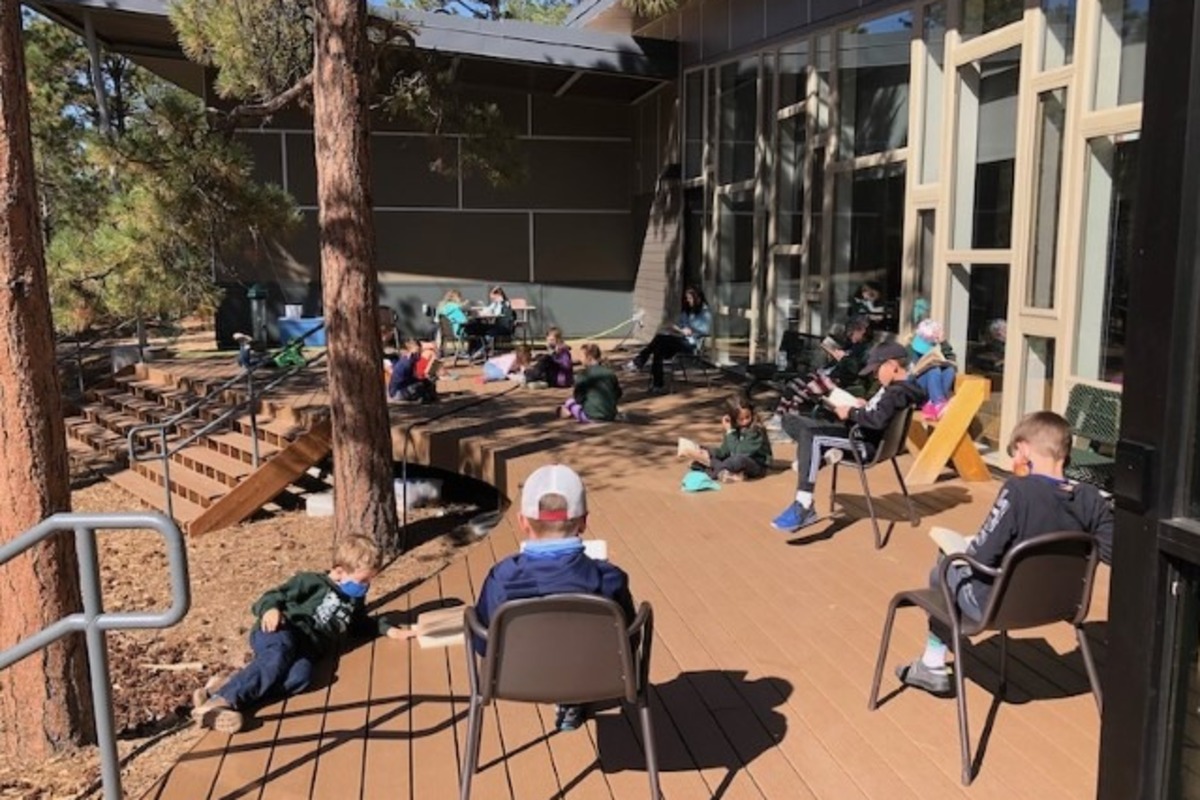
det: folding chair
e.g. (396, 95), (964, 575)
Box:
(868, 531), (1104, 785)
(829, 405), (919, 549)
(654, 335), (711, 392)
(461, 595), (659, 800)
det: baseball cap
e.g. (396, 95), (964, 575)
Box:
(859, 341), (910, 375)
(521, 464), (588, 521)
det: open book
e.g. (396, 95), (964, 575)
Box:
(414, 606), (466, 649)
(820, 336), (843, 358)
(677, 437), (700, 459)
(929, 526), (974, 556)
(520, 539), (609, 561)
(821, 387), (860, 410)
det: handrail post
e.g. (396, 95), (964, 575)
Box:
(73, 524), (121, 800)
(160, 428), (174, 521)
(248, 371), (261, 469)
(75, 337), (86, 397)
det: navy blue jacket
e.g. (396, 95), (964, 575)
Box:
(473, 546), (636, 655)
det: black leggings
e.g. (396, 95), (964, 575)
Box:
(635, 334), (692, 388)
(702, 453), (766, 480)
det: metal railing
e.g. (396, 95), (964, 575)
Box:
(56, 319), (140, 398)
(126, 325), (327, 521)
(0, 512), (190, 800)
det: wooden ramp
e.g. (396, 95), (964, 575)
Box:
(145, 374), (1106, 799)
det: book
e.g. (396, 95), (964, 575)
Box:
(929, 526), (973, 556)
(519, 539), (609, 561)
(677, 437), (700, 459)
(414, 606), (466, 649)
(820, 336), (843, 358)
(821, 387), (860, 409)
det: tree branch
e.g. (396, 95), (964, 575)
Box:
(209, 72), (314, 130)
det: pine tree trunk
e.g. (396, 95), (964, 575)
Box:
(0, 0), (94, 763)
(313, 0), (400, 549)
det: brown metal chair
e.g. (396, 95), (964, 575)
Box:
(377, 304), (400, 351)
(867, 530), (1104, 785)
(461, 595), (659, 800)
(437, 313), (469, 365)
(830, 404), (919, 549)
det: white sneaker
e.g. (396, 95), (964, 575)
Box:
(622, 360), (641, 373)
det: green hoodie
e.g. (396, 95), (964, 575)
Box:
(712, 425), (773, 466)
(575, 364), (622, 421)
(251, 571), (392, 655)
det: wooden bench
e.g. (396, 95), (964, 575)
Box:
(905, 374), (992, 485)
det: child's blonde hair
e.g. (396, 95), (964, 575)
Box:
(333, 534), (385, 573)
(1007, 411), (1073, 463)
(581, 343), (602, 363)
(526, 494), (585, 537)
(442, 289), (464, 304)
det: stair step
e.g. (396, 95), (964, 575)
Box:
(107, 468), (205, 525)
(205, 431), (280, 465)
(171, 445), (254, 487)
(132, 459), (229, 507)
(67, 419), (128, 457)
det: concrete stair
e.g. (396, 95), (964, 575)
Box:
(66, 363), (330, 534)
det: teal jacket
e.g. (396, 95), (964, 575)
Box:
(575, 364), (622, 421)
(438, 301), (468, 336)
(251, 571), (392, 655)
(712, 425), (773, 466)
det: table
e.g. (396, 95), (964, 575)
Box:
(277, 317), (326, 346)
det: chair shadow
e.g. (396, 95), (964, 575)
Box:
(788, 485), (976, 548)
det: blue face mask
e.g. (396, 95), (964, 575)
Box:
(338, 579), (369, 599)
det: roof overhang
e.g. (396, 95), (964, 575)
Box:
(28, 0), (677, 104)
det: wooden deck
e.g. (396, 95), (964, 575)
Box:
(140, 357), (1107, 799)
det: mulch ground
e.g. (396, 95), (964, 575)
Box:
(0, 476), (482, 800)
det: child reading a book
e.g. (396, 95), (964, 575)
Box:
(907, 319), (957, 421)
(894, 411), (1114, 696)
(388, 339), (437, 403)
(678, 394), (773, 482)
(190, 535), (408, 733)
(473, 464), (636, 731)
(772, 342), (925, 533)
(481, 345), (532, 383)
(559, 344), (621, 423)
(524, 327), (574, 389)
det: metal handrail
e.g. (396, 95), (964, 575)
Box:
(56, 319), (140, 397)
(126, 325), (327, 521)
(398, 382), (521, 550)
(0, 512), (190, 800)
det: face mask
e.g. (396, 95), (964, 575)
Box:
(338, 579), (369, 599)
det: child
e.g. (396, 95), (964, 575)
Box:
(524, 327), (574, 389)
(388, 339), (436, 403)
(894, 411), (1114, 696)
(481, 345), (532, 383)
(414, 340), (441, 382)
(437, 290), (469, 339)
(771, 342), (926, 533)
(626, 286), (712, 394)
(680, 394), (773, 482)
(473, 464), (636, 731)
(190, 535), (407, 733)
(908, 319), (957, 421)
(559, 344), (621, 423)
(850, 281), (886, 320)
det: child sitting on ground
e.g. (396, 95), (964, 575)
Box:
(524, 327), (574, 389)
(387, 339), (437, 403)
(908, 319), (957, 421)
(481, 345), (532, 383)
(894, 411), (1114, 696)
(679, 394), (772, 482)
(190, 535), (407, 733)
(558, 343), (621, 423)
(772, 342), (926, 533)
(473, 464), (636, 731)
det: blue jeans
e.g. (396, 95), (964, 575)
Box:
(928, 558), (984, 624)
(216, 628), (314, 710)
(915, 365), (956, 404)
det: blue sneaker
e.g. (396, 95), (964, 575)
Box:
(771, 502), (819, 533)
(555, 704), (586, 732)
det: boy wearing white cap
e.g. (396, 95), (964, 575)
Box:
(473, 463), (636, 731)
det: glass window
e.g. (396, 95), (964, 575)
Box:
(837, 11), (913, 158)
(810, 144), (827, 281)
(953, 47), (1020, 250)
(719, 58), (759, 185)
(832, 164), (906, 330)
(815, 34), (833, 135)
(683, 187), (706, 288)
(716, 190), (755, 362)
(684, 71), (705, 179)
(958, 0), (1024, 40)
(1161, 563), (1200, 794)
(1027, 88), (1067, 309)
(946, 262), (1009, 446)
(915, 210), (936, 323)
(921, 2), (946, 184)
(1042, 0), (1077, 69)
(777, 41), (808, 111)
(1094, 0), (1148, 109)
(1076, 134), (1138, 385)
(777, 115), (805, 245)
(1021, 336), (1056, 416)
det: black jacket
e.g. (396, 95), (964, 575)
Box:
(964, 475), (1114, 609)
(847, 380), (926, 449)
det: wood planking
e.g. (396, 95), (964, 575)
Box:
(256, 658), (337, 800)
(359, 585), (412, 798)
(206, 693), (289, 800)
(308, 634), (376, 798)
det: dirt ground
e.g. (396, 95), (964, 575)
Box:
(0, 477), (479, 800)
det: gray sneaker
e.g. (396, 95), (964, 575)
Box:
(895, 659), (953, 697)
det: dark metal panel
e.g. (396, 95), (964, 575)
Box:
(681, 3), (704, 66)
(375, 211), (531, 283)
(812, 0), (862, 24)
(237, 133), (283, 189)
(764, 0), (811, 41)
(729, 0), (765, 50)
(531, 95), (634, 138)
(533, 213), (634, 283)
(702, 0), (731, 59)
(566, 71), (666, 103)
(463, 140), (633, 210)
(284, 134), (317, 207)
(372, 138), (459, 208)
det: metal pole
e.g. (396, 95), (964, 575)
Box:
(248, 372), (261, 468)
(74, 525), (121, 800)
(161, 429), (175, 521)
(75, 337), (86, 396)
(82, 13), (111, 138)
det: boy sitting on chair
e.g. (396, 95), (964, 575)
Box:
(895, 411), (1114, 696)
(772, 341), (925, 533)
(473, 464), (636, 731)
